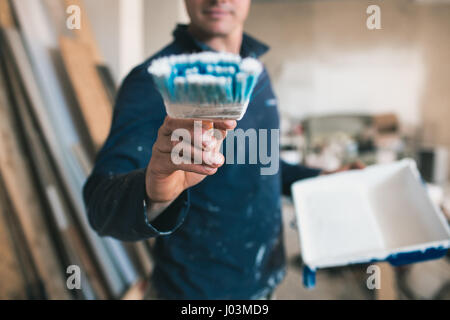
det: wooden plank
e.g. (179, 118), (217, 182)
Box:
(1, 10), (128, 295)
(96, 64), (117, 105)
(41, 0), (72, 37)
(376, 262), (398, 300)
(0, 175), (48, 299)
(133, 241), (154, 277)
(59, 36), (112, 150)
(64, 0), (104, 64)
(0, 45), (71, 300)
(121, 280), (147, 300)
(2, 59), (95, 300)
(0, 188), (28, 299)
(54, 2), (145, 287)
(71, 143), (93, 176)
(122, 241), (153, 281)
(1, 28), (110, 299)
(12, 0), (139, 294)
(0, 0), (14, 28)
(42, 0), (117, 105)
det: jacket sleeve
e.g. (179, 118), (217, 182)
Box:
(280, 160), (322, 196)
(83, 64), (190, 241)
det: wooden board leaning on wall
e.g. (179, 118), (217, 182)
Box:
(59, 36), (112, 151)
(9, 0), (131, 297)
(8, 0), (151, 297)
(55, 0), (153, 289)
(0, 0), (14, 28)
(0, 36), (70, 299)
(0, 182), (32, 299)
(0, 27), (110, 299)
(43, 0), (117, 105)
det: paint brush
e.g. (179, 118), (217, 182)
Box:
(148, 52), (263, 120)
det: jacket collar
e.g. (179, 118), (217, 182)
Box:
(172, 24), (269, 58)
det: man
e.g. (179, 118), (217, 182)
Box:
(84, 0), (346, 299)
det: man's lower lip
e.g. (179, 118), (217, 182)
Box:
(204, 11), (230, 18)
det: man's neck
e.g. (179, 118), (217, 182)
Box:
(187, 24), (243, 55)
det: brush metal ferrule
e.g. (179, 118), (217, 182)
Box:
(164, 101), (250, 121)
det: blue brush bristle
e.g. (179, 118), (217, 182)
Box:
(148, 52), (263, 106)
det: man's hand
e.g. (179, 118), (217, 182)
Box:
(321, 160), (366, 175)
(146, 116), (237, 203)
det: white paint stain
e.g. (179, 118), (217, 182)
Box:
(207, 202), (221, 213)
(246, 205), (253, 218)
(250, 288), (271, 300)
(256, 245), (266, 266)
(267, 276), (275, 287)
(245, 242), (255, 249)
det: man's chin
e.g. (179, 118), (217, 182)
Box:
(202, 23), (235, 37)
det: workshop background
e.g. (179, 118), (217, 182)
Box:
(0, 0), (449, 300)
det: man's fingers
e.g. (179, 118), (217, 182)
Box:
(154, 117), (232, 172)
(160, 117), (192, 136)
(158, 123), (227, 152)
(171, 141), (225, 168)
(213, 120), (237, 131)
(154, 139), (225, 167)
(176, 164), (218, 176)
(154, 132), (223, 154)
(151, 150), (222, 176)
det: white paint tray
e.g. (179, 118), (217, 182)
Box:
(291, 159), (450, 288)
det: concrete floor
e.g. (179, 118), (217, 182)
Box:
(273, 199), (450, 300)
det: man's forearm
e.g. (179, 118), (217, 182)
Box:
(84, 170), (189, 240)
